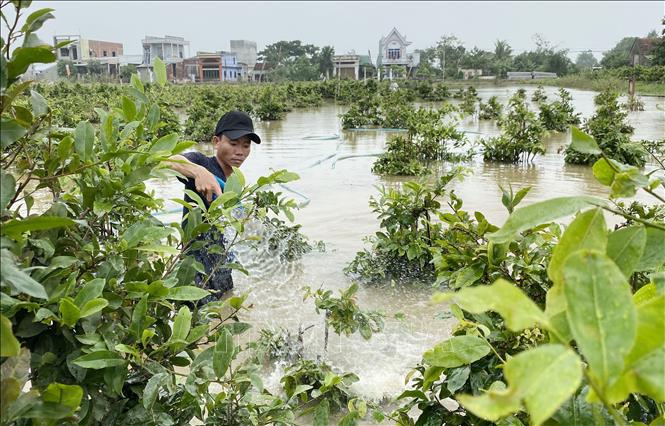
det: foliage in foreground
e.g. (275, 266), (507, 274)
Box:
(390, 128), (665, 425)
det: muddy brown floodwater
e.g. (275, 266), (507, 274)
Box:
(148, 86), (664, 404)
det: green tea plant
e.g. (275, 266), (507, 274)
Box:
(564, 90), (647, 166)
(481, 89), (546, 163)
(537, 88), (581, 132)
(478, 96), (503, 121)
(395, 127), (665, 426)
(531, 85), (548, 103)
(346, 172), (461, 283)
(371, 106), (469, 176)
(303, 283), (385, 348)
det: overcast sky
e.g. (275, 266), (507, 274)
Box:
(33, 1), (663, 60)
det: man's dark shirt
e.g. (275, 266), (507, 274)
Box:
(177, 152), (233, 304)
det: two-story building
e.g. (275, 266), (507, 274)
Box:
(183, 51), (243, 83)
(53, 35), (124, 76)
(140, 35), (190, 81)
(376, 28), (420, 79)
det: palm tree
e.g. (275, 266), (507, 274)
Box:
(494, 39), (513, 60)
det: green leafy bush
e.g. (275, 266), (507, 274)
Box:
(537, 88), (581, 132)
(478, 96), (503, 120)
(564, 90), (646, 166)
(482, 89), (546, 163)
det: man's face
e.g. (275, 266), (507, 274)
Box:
(213, 134), (252, 171)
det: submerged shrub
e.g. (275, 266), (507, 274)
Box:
(482, 90), (546, 163)
(565, 90), (647, 166)
(538, 88), (581, 132)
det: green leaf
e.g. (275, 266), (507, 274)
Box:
(74, 121), (95, 161)
(130, 295), (148, 339)
(607, 225), (646, 278)
(149, 133), (178, 154)
(547, 208), (607, 285)
(454, 263), (484, 288)
(1, 118), (27, 149)
(1, 171), (16, 211)
(457, 344), (582, 426)
(121, 96), (137, 121)
(7, 47), (56, 83)
(79, 298), (108, 318)
(569, 126), (601, 155)
(21, 8), (55, 33)
(73, 350), (126, 369)
(447, 279), (549, 331)
(606, 294), (665, 403)
(169, 306), (192, 344)
(131, 73), (144, 93)
(58, 298), (80, 327)
(42, 382), (82, 414)
(545, 284), (572, 344)
(0, 315), (20, 357)
(313, 399), (330, 426)
(488, 196), (605, 244)
(2, 216), (75, 237)
(224, 168), (245, 195)
(592, 158), (615, 186)
(636, 227), (665, 271)
(30, 90), (48, 116)
(423, 335), (490, 368)
(143, 373), (169, 409)
(153, 57), (167, 86)
(213, 328), (235, 378)
(447, 366), (471, 394)
(166, 286), (210, 301)
(0, 249), (48, 299)
(73, 278), (105, 307)
(562, 250), (636, 392)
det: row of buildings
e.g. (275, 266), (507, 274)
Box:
(50, 34), (258, 83)
(40, 28), (427, 83)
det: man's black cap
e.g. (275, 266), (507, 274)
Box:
(214, 111), (261, 144)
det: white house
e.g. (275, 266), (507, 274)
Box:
(377, 28), (420, 79)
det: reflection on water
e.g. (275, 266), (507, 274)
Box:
(147, 86), (665, 402)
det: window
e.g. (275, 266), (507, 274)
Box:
(112, 51), (116, 57)
(103, 50), (107, 57)
(388, 48), (401, 60)
(60, 47), (70, 57)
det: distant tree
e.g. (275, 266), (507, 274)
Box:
(600, 37), (637, 68)
(87, 59), (105, 75)
(494, 39), (513, 60)
(575, 50), (599, 70)
(57, 59), (74, 77)
(460, 47), (493, 73)
(316, 45), (335, 77)
(119, 64), (137, 82)
(435, 34), (466, 78)
(511, 34), (573, 75)
(646, 29), (659, 38)
(652, 19), (665, 65)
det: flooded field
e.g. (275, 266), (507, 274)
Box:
(149, 86), (664, 403)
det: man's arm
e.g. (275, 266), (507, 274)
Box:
(166, 155), (222, 202)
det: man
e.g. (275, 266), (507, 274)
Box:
(167, 111), (261, 304)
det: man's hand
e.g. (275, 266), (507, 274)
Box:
(195, 168), (223, 202)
